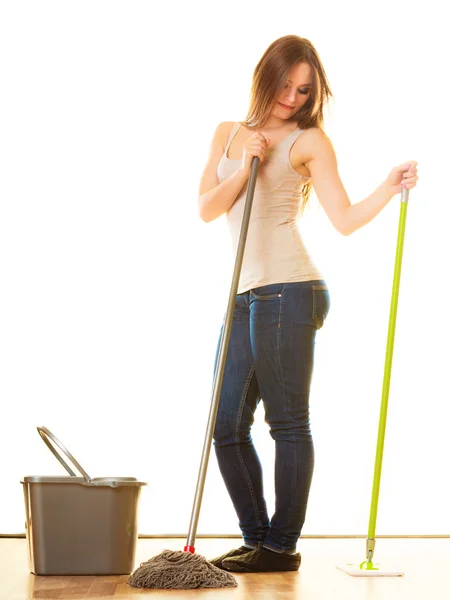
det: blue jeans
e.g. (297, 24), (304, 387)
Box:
(212, 280), (331, 554)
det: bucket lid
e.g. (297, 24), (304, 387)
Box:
(21, 475), (146, 487)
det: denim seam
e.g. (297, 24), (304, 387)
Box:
(235, 363), (263, 530)
(274, 289), (298, 551)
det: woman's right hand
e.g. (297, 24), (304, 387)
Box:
(240, 131), (270, 177)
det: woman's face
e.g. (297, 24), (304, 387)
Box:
(273, 62), (313, 119)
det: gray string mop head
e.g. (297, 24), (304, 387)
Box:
(128, 549), (237, 589)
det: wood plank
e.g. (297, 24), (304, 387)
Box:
(1, 538), (450, 599)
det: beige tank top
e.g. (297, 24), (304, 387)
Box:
(217, 121), (324, 294)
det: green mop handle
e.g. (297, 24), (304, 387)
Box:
(184, 157), (260, 554)
(366, 186), (410, 563)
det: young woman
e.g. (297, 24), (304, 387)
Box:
(198, 35), (419, 573)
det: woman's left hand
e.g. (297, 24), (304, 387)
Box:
(386, 160), (419, 195)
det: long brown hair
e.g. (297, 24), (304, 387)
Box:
(241, 35), (333, 213)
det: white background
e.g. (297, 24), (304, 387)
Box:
(1, 0), (448, 536)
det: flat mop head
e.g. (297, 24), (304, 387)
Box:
(128, 549), (237, 589)
(336, 560), (404, 577)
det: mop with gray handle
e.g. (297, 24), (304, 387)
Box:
(128, 157), (260, 589)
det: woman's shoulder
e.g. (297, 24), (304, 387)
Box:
(218, 120), (240, 129)
(299, 126), (330, 143)
(215, 121), (240, 137)
(212, 121), (240, 151)
(293, 126), (334, 163)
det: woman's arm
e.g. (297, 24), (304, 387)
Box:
(197, 122), (249, 223)
(302, 128), (397, 236)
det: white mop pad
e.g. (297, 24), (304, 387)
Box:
(336, 561), (404, 577)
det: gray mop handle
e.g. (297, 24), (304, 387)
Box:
(185, 157), (260, 551)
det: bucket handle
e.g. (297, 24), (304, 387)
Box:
(37, 426), (91, 482)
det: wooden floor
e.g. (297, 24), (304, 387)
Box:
(1, 537), (449, 599)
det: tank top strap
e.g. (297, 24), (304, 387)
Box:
(284, 127), (303, 148)
(224, 122), (243, 157)
(282, 127), (306, 165)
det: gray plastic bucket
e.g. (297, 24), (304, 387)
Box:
(21, 426), (147, 575)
